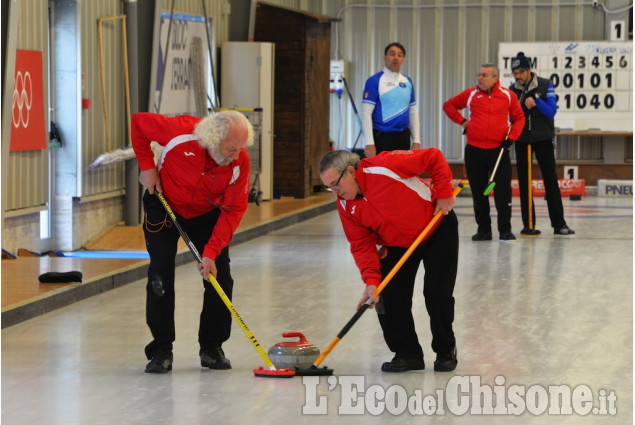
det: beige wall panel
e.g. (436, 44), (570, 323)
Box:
(7, 0), (49, 211)
(82, 0), (127, 198)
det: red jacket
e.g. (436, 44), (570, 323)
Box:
(131, 112), (250, 260)
(443, 80), (525, 149)
(336, 149), (454, 287)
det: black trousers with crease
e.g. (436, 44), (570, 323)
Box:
(464, 143), (513, 234)
(373, 128), (411, 154)
(515, 139), (567, 229)
(375, 211), (458, 360)
(142, 191), (233, 359)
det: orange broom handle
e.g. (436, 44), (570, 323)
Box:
(376, 183), (463, 295)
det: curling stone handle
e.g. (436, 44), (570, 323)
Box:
(281, 331), (309, 344)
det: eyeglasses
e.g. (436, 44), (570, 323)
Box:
(324, 168), (347, 192)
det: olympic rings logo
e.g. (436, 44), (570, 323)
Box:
(12, 71), (32, 128)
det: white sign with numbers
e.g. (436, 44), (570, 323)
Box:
(610, 21), (626, 41)
(499, 42), (633, 132)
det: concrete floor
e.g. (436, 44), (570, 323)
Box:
(2, 195), (632, 424)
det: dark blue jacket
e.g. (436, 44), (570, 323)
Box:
(510, 73), (556, 143)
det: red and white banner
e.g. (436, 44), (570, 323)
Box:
(423, 179), (585, 197)
(10, 49), (47, 152)
(511, 179), (586, 197)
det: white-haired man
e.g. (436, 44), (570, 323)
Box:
(132, 110), (253, 373)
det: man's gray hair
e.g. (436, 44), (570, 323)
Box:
(481, 63), (500, 78)
(319, 150), (360, 174)
(194, 110), (254, 150)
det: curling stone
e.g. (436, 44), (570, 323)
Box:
(268, 332), (320, 370)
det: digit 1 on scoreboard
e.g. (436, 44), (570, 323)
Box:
(611, 20), (626, 41)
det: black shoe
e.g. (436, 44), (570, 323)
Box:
(554, 226), (575, 235)
(499, 232), (516, 241)
(520, 227), (541, 236)
(145, 350), (173, 373)
(471, 232), (492, 241)
(434, 347), (457, 372)
(200, 346), (232, 370)
(381, 356), (425, 372)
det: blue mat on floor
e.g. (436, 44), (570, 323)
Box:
(62, 251), (149, 259)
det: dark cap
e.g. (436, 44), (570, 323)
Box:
(511, 52), (531, 70)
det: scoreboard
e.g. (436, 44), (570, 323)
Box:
(498, 41), (632, 132)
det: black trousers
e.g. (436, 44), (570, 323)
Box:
(374, 128), (411, 154)
(464, 144), (512, 234)
(375, 211), (458, 359)
(515, 140), (567, 229)
(142, 191), (233, 359)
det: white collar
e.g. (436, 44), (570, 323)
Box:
(383, 67), (402, 79)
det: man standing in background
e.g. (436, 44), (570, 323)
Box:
(510, 52), (575, 236)
(443, 64), (525, 241)
(361, 42), (421, 157)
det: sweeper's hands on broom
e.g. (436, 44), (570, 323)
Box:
(357, 285), (379, 311)
(139, 168), (163, 194)
(500, 138), (514, 150)
(198, 257), (217, 281)
(434, 196), (456, 216)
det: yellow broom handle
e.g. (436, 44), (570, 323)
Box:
(206, 272), (276, 370)
(528, 144), (533, 230)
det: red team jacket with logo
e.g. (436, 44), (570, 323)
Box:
(336, 149), (454, 287)
(443, 80), (525, 149)
(131, 112), (250, 260)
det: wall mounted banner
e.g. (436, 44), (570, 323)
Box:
(510, 179), (586, 197)
(150, 12), (215, 116)
(11, 49), (47, 151)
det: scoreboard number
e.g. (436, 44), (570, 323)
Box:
(611, 21), (626, 41)
(499, 41), (633, 132)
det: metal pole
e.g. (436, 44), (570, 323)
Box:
(124, 0), (140, 225)
(157, 0), (176, 113)
(201, 0), (219, 111)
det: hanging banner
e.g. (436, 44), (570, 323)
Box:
(150, 12), (215, 116)
(10, 49), (47, 151)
